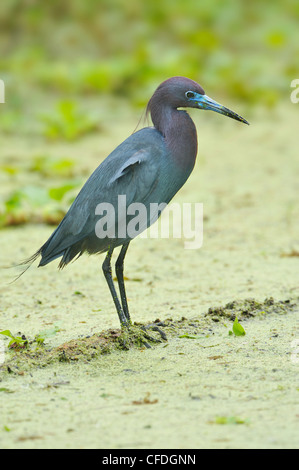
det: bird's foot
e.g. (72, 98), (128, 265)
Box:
(141, 323), (168, 343)
(118, 322), (167, 350)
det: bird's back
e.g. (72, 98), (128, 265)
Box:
(35, 127), (191, 268)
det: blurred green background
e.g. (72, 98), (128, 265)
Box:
(0, 0), (298, 226)
(1, 0), (298, 104)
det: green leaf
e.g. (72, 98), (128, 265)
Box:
(5, 186), (51, 210)
(0, 388), (14, 393)
(41, 100), (98, 141)
(214, 416), (248, 425)
(48, 182), (79, 201)
(179, 334), (197, 339)
(0, 330), (27, 347)
(30, 155), (75, 177)
(232, 317), (246, 336)
(0, 330), (14, 339)
(35, 325), (60, 345)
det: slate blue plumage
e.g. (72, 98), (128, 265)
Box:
(24, 76), (249, 327)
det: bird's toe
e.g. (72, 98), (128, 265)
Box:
(117, 323), (167, 349)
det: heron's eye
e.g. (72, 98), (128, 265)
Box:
(185, 91), (195, 99)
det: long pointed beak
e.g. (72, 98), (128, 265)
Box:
(194, 93), (249, 125)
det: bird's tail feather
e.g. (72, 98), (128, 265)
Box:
(10, 248), (42, 283)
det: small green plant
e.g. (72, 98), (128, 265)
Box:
(229, 316), (246, 336)
(41, 100), (99, 141)
(0, 182), (80, 228)
(30, 155), (76, 177)
(213, 416), (249, 425)
(0, 326), (60, 351)
(35, 325), (60, 345)
(0, 330), (28, 349)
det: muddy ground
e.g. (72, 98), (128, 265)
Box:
(0, 103), (298, 448)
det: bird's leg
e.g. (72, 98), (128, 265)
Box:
(115, 243), (166, 347)
(103, 245), (166, 348)
(115, 242), (131, 323)
(102, 246), (128, 327)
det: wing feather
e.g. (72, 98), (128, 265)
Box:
(39, 128), (165, 264)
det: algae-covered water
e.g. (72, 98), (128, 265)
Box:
(0, 104), (299, 448)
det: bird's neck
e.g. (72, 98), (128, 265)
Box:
(152, 106), (198, 173)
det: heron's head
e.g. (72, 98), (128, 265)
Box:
(150, 76), (249, 125)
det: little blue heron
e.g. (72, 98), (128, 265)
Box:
(23, 77), (249, 331)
